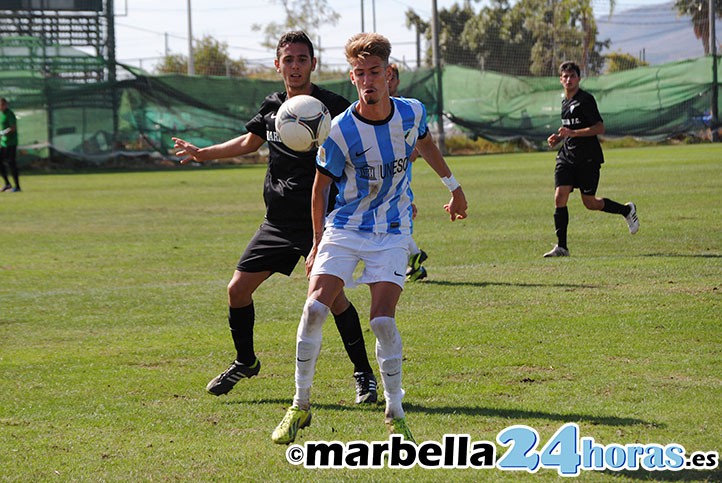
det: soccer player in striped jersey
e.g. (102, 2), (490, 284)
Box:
(272, 32), (468, 445)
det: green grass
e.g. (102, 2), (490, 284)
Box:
(1, 144), (720, 482)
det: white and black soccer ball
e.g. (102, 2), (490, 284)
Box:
(275, 95), (331, 152)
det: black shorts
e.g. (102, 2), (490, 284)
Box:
(236, 221), (312, 276)
(0, 145), (17, 165)
(554, 159), (601, 195)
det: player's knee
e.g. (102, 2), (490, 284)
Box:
(303, 298), (330, 331)
(554, 195), (569, 208)
(227, 279), (240, 298)
(227, 279), (251, 306)
(370, 316), (397, 341)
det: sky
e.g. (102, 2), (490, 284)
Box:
(112, 0), (670, 73)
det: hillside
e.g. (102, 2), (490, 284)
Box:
(597, 1), (722, 64)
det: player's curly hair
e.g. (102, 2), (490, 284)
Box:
(344, 33), (391, 64)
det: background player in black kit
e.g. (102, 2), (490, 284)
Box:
(387, 63), (428, 282)
(172, 31), (377, 404)
(544, 61), (639, 258)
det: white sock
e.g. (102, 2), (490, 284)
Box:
(370, 316), (405, 419)
(408, 238), (420, 258)
(293, 298), (329, 410)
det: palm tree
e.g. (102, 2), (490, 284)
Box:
(405, 9), (429, 68)
(675, 0), (722, 55)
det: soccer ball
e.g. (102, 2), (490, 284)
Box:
(275, 95), (331, 152)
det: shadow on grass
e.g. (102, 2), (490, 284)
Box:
(401, 403), (659, 429)
(233, 398), (659, 429)
(420, 280), (600, 289)
(642, 253), (722, 259)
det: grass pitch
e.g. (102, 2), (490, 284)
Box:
(0, 144), (720, 481)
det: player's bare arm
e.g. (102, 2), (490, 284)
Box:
(306, 170), (333, 277)
(172, 132), (265, 164)
(415, 132), (468, 221)
(558, 121), (605, 139)
(409, 148), (419, 163)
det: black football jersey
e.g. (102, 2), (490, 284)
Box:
(557, 88), (604, 165)
(245, 85), (350, 226)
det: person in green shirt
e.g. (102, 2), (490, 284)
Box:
(0, 98), (20, 192)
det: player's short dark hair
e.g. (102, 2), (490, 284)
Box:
(276, 31), (314, 60)
(559, 61), (581, 77)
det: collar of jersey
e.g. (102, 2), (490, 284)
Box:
(351, 98), (395, 126)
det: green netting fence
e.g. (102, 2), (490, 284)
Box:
(443, 57), (719, 141)
(0, 56), (718, 166)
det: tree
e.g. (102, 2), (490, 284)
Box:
(193, 36), (246, 77)
(517, 0), (607, 76)
(460, 0), (533, 75)
(416, 0), (608, 76)
(157, 53), (187, 75)
(605, 52), (649, 73)
(675, 0), (722, 55)
(252, 0), (340, 59)
(405, 9), (429, 68)
(157, 35), (246, 77)
(435, 1), (479, 68)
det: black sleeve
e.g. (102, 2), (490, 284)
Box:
(245, 92), (282, 138)
(327, 95), (351, 118)
(314, 86), (351, 118)
(582, 92), (603, 126)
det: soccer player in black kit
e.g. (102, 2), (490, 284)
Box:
(544, 61), (639, 258)
(172, 31), (377, 403)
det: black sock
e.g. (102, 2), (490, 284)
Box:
(9, 161), (19, 189)
(554, 207), (569, 249)
(602, 198), (630, 216)
(229, 303), (256, 365)
(333, 302), (373, 374)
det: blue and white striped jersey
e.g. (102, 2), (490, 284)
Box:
(317, 97), (428, 234)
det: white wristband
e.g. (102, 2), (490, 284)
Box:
(441, 174), (460, 192)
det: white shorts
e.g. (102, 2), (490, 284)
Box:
(311, 227), (410, 289)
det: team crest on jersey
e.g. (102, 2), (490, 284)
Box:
(318, 146), (326, 164)
(357, 165), (377, 180)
